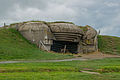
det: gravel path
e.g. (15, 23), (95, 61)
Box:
(0, 58), (87, 64)
(0, 52), (120, 64)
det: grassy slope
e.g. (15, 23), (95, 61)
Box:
(0, 28), (120, 61)
(0, 28), (73, 60)
(98, 35), (120, 55)
(0, 58), (120, 80)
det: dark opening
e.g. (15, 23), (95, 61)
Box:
(51, 40), (78, 54)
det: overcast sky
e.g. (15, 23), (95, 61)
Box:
(0, 0), (120, 36)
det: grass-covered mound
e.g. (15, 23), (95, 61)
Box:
(0, 28), (73, 60)
(98, 35), (120, 55)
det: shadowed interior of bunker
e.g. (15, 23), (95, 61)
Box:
(51, 40), (79, 53)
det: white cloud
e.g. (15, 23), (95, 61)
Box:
(0, 0), (120, 36)
(64, 0), (96, 8)
(104, 2), (120, 7)
(100, 13), (120, 35)
(8, 3), (76, 22)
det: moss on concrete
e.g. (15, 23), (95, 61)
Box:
(47, 21), (74, 24)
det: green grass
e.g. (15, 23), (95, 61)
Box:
(98, 35), (120, 55)
(0, 72), (115, 80)
(0, 28), (74, 60)
(0, 58), (120, 80)
(100, 66), (120, 73)
(0, 58), (120, 72)
(0, 72), (106, 80)
(1, 72), (120, 80)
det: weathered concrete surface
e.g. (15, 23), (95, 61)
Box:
(49, 23), (84, 34)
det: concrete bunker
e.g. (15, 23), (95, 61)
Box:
(16, 21), (98, 54)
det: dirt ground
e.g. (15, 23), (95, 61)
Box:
(79, 51), (120, 59)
